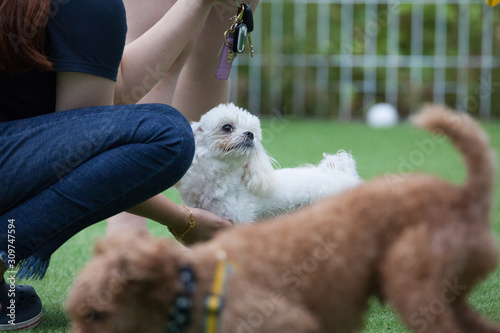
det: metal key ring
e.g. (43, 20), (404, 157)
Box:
(224, 30), (233, 47)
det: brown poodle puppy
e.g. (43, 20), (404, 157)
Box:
(67, 105), (499, 333)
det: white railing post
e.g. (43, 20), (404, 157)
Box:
(234, 0), (496, 120)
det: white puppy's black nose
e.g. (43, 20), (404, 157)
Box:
(244, 131), (254, 140)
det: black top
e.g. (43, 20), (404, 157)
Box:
(0, 0), (127, 122)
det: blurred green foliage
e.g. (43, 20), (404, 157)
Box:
(234, 2), (500, 119)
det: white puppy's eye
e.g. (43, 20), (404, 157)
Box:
(222, 124), (233, 133)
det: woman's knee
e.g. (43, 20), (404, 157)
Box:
(132, 103), (195, 176)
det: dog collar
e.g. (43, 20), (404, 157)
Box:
(164, 266), (197, 333)
(203, 260), (234, 333)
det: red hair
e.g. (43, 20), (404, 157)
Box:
(0, 0), (53, 73)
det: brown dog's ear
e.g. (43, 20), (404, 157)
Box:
(92, 231), (183, 285)
(115, 237), (186, 330)
(67, 233), (185, 332)
(118, 237), (183, 285)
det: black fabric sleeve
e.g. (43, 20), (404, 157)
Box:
(47, 0), (127, 82)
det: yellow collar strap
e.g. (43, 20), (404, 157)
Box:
(486, 0), (500, 6)
(203, 260), (233, 333)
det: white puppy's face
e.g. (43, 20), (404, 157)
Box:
(191, 103), (276, 195)
(193, 103), (263, 161)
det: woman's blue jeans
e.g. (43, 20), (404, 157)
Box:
(0, 104), (194, 279)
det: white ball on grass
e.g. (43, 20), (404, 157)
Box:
(366, 103), (399, 128)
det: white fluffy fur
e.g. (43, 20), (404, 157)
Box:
(176, 103), (362, 223)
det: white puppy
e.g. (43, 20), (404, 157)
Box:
(176, 103), (362, 223)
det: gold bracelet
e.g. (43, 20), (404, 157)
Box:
(169, 206), (195, 241)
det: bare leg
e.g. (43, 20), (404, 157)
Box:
(108, 0), (183, 236)
(106, 212), (148, 236)
(108, 0), (260, 235)
(455, 300), (500, 333)
(173, 1), (260, 121)
(124, 0), (175, 44)
(123, 0), (210, 111)
(124, 0), (260, 120)
(171, 5), (232, 121)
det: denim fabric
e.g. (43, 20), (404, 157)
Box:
(0, 104), (194, 279)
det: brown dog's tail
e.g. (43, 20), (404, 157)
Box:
(411, 105), (496, 209)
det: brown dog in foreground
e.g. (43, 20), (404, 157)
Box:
(67, 105), (499, 333)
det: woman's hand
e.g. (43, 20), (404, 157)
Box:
(178, 207), (233, 245)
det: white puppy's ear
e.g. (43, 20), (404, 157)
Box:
(243, 141), (276, 195)
(191, 122), (203, 136)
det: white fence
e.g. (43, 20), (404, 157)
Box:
(229, 0), (500, 119)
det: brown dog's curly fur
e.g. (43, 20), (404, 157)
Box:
(67, 105), (499, 333)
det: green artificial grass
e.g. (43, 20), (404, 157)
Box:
(14, 118), (500, 332)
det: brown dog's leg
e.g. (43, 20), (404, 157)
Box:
(380, 225), (469, 333)
(453, 300), (500, 333)
(220, 282), (321, 333)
